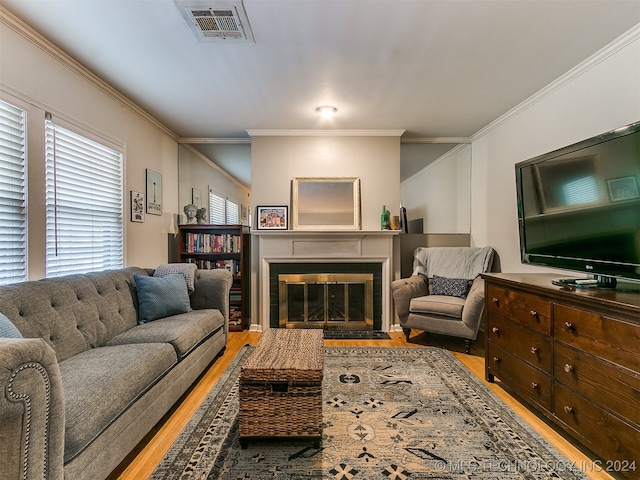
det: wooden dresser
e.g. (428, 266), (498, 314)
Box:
(482, 273), (640, 479)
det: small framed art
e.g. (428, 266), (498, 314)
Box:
(607, 176), (639, 202)
(146, 169), (163, 215)
(256, 206), (288, 230)
(130, 190), (145, 223)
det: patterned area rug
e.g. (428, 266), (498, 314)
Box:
(152, 346), (587, 479)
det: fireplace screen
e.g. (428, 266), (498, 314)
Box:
(279, 273), (373, 329)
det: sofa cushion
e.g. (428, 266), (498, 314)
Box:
(0, 312), (22, 338)
(134, 273), (192, 323)
(431, 275), (471, 299)
(410, 295), (465, 319)
(58, 343), (177, 462)
(104, 309), (224, 359)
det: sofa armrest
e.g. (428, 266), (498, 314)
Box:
(0, 338), (65, 480)
(391, 275), (429, 323)
(189, 268), (234, 323)
(461, 276), (486, 333)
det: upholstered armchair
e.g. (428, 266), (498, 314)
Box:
(392, 246), (495, 353)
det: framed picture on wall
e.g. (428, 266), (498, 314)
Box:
(130, 190), (145, 223)
(192, 188), (202, 208)
(256, 206), (288, 230)
(146, 169), (162, 215)
(607, 176), (639, 201)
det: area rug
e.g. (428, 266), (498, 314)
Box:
(152, 346), (587, 479)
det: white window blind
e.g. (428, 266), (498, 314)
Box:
(45, 119), (123, 277)
(0, 100), (27, 285)
(209, 190), (225, 224)
(226, 199), (239, 224)
(209, 189), (239, 225)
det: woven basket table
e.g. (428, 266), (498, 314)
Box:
(239, 328), (324, 448)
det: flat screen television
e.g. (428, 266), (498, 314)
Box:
(515, 120), (640, 288)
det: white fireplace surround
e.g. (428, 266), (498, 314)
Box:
(253, 230), (400, 332)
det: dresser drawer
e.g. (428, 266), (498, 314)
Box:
(487, 315), (552, 373)
(554, 304), (640, 373)
(487, 343), (552, 412)
(554, 343), (640, 427)
(555, 382), (640, 473)
(487, 284), (551, 335)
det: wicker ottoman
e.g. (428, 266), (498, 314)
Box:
(239, 328), (324, 448)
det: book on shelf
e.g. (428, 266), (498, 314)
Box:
(183, 232), (241, 254)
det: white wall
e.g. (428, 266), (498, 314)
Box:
(1, 11), (179, 274)
(250, 134), (402, 230)
(401, 144), (471, 234)
(471, 26), (640, 274)
(178, 145), (251, 225)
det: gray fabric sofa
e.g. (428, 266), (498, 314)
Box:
(0, 266), (232, 480)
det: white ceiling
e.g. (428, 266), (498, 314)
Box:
(2, 0), (639, 187)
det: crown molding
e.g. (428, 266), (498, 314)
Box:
(179, 137), (251, 144)
(247, 129), (406, 137)
(472, 23), (640, 141)
(401, 137), (471, 144)
(0, 6), (177, 140)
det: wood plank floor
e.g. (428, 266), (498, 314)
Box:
(107, 330), (614, 480)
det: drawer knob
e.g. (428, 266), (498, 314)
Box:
(493, 356), (501, 363)
(564, 322), (574, 331)
(564, 405), (575, 415)
(530, 310), (539, 318)
(492, 297), (499, 305)
(564, 364), (574, 373)
(530, 346), (539, 355)
(531, 382), (539, 390)
(492, 327), (500, 334)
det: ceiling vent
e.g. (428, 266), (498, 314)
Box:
(177, 1), (254, 42)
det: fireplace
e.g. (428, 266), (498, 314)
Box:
(255, 230), (398, 333)
(279, 272), (374, 330)
(269, 263), (382, 330)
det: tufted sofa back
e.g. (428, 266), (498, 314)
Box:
(0, 267), (147, 361)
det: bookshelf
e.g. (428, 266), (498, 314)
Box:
(178, 224), (251, 331)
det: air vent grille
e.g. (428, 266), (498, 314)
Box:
(178, 1), (254, 42)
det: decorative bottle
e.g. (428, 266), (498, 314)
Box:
(381, 205), (390, 230)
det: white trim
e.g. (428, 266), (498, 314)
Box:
(247, 129), (406, 137)
(179, 137), (251, 144)
(472, 23), (640, 141)
(402, 137), (471, 144)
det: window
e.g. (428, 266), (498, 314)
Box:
(0, 100), (27, 285)
(45, 118), (123, 277)
(209, 188), (238, 224)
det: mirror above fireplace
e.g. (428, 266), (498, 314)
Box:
(291, 177), (361, 230)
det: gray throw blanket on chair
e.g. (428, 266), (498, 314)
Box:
(412, 246), (494, 280)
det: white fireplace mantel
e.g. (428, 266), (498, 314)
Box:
(253, 230), (400, 332)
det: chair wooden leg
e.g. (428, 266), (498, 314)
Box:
(464, 339), (472, 354)
(402, 328), (411, 342)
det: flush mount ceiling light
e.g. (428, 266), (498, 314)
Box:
(316, 106), (337, 118)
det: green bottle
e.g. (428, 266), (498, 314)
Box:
(381, 205), (390, 230)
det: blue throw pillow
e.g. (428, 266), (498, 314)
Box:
(0, 312), (22, 338)
(133, 273), (192, 323)
(431, 274), (472, 299)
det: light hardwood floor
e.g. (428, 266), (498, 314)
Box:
(107, 330), (614, 480)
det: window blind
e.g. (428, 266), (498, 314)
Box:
(226, 199), (239, 224)
(209, 189), (225, 224)
(0, 100), (27, 285)
(45, 119), (123, 277)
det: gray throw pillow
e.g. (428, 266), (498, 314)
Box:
(431, 274), (472, 299)
(134, 273), (192, 323)
(0, 312), (22, 338)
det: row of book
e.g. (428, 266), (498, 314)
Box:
(183, 233), (242, 253)
(185, 258), (241, 277)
